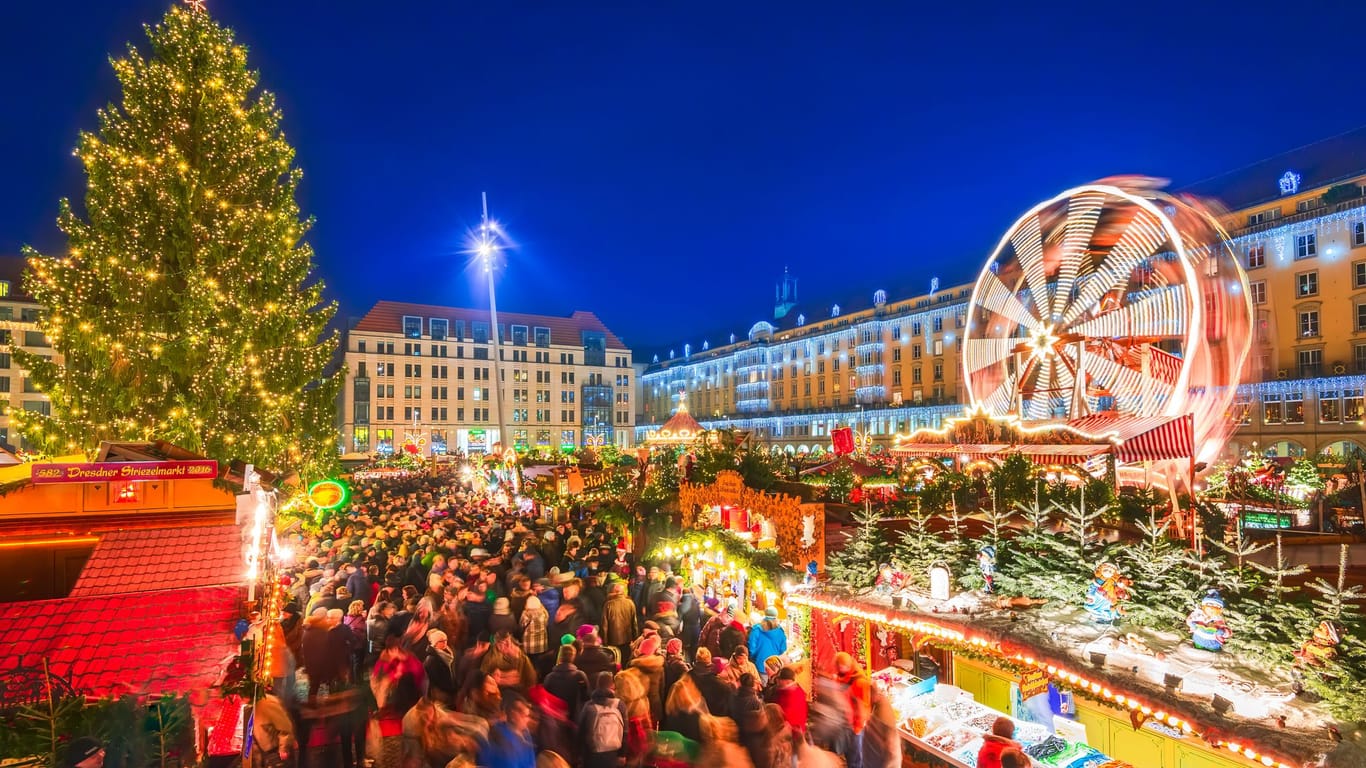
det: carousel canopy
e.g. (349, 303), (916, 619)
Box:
(646, 403), (706, 445)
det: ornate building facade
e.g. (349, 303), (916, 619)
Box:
(638, 129), (1366, 461)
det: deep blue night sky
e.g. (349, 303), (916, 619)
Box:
(5, 2), (1366, 353)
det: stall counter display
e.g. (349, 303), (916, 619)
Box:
(871, 664), (1130, 768)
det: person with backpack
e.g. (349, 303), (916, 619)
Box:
(579, 672), (628, 768)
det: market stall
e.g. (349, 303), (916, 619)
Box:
(784, 587), (1355, 768)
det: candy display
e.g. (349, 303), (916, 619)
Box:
(871, 670), (1127, 768)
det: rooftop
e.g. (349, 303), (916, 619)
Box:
(69, 524), (244, 598)
(0, 585), (241, 698)
(352, 300), (628, 350)
(1180, 124), (1366, 212)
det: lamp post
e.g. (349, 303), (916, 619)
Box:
(475, 193), (509, 459)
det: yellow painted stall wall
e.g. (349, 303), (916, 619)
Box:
(951, 657), (1250, 768)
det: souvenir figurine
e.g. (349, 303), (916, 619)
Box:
(1294, 620), (1343, 667)
(805, 560), (819, 586)
(1083, 562), (1131, 624)
(978, 545), (997, 594)
(875, 562), (906, 595)
(1186, 590), (1232, 651)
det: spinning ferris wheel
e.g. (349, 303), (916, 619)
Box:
(963, 181), (1251, 442)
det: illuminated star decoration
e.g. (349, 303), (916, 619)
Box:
(185, 0), (206, 12)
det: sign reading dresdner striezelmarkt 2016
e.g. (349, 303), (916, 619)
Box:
(30, 460), (220, 484)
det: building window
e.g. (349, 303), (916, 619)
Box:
(23, 331), (48, 347)
(0, 376), (9, 392)
(1249, 281), (1266, 305)
(353, 426), (370, 452)
(933, 339), (943, 356)
(1299, 310), (1319, 338)
(1356, 262), (1366, 290)
(1245, 244), (1265, 269)
(933, 362), (943, 381)
(0, 281), (9, 297)
(1346, 388), (1365, 422)
(512, 325), (529, 346)
(912, 367), (922, 384)
(1355, 222), (1366, 248)
(1295, 233), (1317, 260)
(1359, 304), (1366, 332)
(933, 317), (943, 332)
(1296, 271), (1318, 297)
(472, 321), (490, 344)
(356, 339), (367, 353)
(376, 428), (394, 454)
(1299, 348), (1323, 378)
(1358, 344), (1366, 374)
(402, 315), (422, 339)
(534, 327), (551, 347)
(1321, 390), (1342, 423)
(0, 353), (9, 369)
(22, 400), (50, 417)
(430, 318), (448, 340)
(1263, 393), (1282, 425)
(1285, 391), (1305, 424)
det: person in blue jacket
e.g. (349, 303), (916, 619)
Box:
(477, 697), (537, 768)
(747, 607), (788, 681)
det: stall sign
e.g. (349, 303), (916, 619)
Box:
(32, 460), (218, 484)
(1019, 668), (1050, 700)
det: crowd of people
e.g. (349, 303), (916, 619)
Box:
(253, 468), (905, 768)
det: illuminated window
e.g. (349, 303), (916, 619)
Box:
(1321, 390), (1341, 423)
(1245, 245), (1265, 269)
(402, 315), (422, 339)
(1285, 391), (1305, 424)
(353, 427), (369, 452)
(0, 281), (9, 297)
(1249, 281), (1266, 305)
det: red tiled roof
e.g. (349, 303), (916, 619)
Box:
(70, 524), (244, 597)
(352, 300), (628, 350)
(0, 586), (241, 698)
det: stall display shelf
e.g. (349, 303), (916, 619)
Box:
(872, 666), (1126, 768)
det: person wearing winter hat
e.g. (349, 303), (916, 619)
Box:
(748, 607), (787, 682)
(626, 632), (665, 728)
(577, 630), (619, 684)
(662, 637), (691, 708)
(489, 596), (518, 638)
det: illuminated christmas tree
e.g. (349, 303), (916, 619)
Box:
(11, 1), (342, 479)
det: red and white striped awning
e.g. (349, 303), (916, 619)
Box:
(1067, 413), (1194, 462)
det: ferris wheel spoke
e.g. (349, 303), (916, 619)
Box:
(1053, 191), (1106, 319)
(1084, 352), (1171, 414)
(1011, 214), (1052, 319)
(977, 269), (1041, 330)
(979, 371), (1018, 415)
(1062, 209), (1167, 326)
(964, 337), (1018, 375)
(1067, 285), (1188, 339)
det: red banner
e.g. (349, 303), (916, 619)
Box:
(831, 426), (855, 456)
(31, 460), (219, 484)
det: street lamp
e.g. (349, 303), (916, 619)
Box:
(472, 192), (509, 458)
